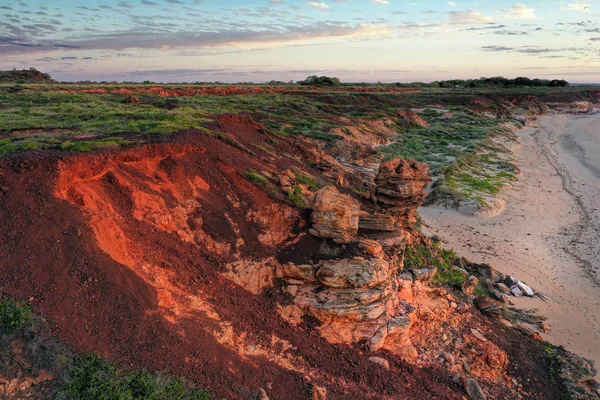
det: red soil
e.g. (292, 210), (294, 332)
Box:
(50, 86), (418, 97)
(0, 113), (566, 399)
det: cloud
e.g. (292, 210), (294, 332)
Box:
(310, 2), (329, 9)
(447, 10), (494, 25)
(498, 4), (536, 20)
(370, 0), (389, 4)
(561, 4), (591, 12)
(0, 22), (392, 55)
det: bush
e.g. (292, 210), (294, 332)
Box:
(287, 185), (306, 208)
(0, 299), (33, 333)
(298, 75), (341, 87)
(65, 353), (212, 400)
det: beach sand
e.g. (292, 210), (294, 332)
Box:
(420, 113), (600, 370)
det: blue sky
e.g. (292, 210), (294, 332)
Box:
(1, 0), (599, 82)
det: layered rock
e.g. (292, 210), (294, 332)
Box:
(373, 158), (432, 222)
(308, 186), (361, 244)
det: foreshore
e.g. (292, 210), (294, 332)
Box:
(421, 113), (600, 371)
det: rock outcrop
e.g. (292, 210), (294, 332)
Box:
(373, 158), (432, 223)
(309, 186), (360, 244)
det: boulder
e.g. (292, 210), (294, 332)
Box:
(369, 356), (390, 369)
(309, 186), (360, 244)
(495, 282), (510, 294)
(474, 296), (503, 318)
(476, 264), (503, 283)
(461, 276), (479, 295)
(510, 286), (524, 297)
(252, 388), (270, 400)
(409, 266), (437, 282)
(517, 281), (535, 297)
(373, 158), (431, 222)
(462, 377), (487, 400)
(503, 276), (518, 287)
(316, 257), (391, 288)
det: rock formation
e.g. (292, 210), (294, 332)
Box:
(308, 186), (361, 244)
(373, 158), (432, 223)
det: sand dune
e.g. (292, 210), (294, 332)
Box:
(421, 113), (600, 371)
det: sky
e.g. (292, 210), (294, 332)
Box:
(0, 0), (599, 83)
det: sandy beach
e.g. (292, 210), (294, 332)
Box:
(421, 113), (600, 370)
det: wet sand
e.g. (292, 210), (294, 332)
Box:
(420, 113), (600, 370)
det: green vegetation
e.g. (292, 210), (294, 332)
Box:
(288, 185), (306, 208)
(66, 353), (212, 400)
(0, 68), (54, 84)
(543, 342), (558, 384)
(403, 244), (465, 285)
(293, 170), (319, 190)
(298, 75), (341, 86)
(380, 107), (518, 207)
(0, 296), (214, 399)
(0, 298), (32, 333)
(246, 169), (267, 187)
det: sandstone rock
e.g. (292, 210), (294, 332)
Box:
(462, 376), (487, 400)
(252, 388), (270, 400)
(370, 315), (412, 351)
(373, 158), (431, 222)
(539, 322), (551, 333)
(474, 296), (503, 318)
(294, 284), (394, 323)
(369, 356), (390, 369)
(476, 264), (503, 283)
(409, 266), (437, 282)
(312, 385), (327, 400)
(224, 259), (276, 294)
(358, 214), (397, 232)
(495, 282), (510, 294)
(358, 239), (383, 257)
(461, 276), (479, 295)
(397, 270), (414, 282)
(368, 232), (406, 248)
(316, 257), (391, 288)
(276, 263), (316, 283)
(309, 186), (360, 244)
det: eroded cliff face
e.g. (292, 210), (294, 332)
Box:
(0, 110), (587, 399)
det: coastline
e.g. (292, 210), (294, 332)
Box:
(420, 113), (600, 372)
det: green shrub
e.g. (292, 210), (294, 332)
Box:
(293, 170), (318, 190)
(0, 299), (32, 333)
(288, 185), (306, 208)
(402, 244), (465, 285)
(246, 169), (267, 187)
(65, 353), (212, 400)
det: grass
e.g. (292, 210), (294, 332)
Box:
(246, 169), (267, 187)
(293, 170), (319, 190)
(402, 244), (465, 285)
(65, 353), (212, 400)
(288, 185), (307, 208)
(380, 106), (520, 208)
